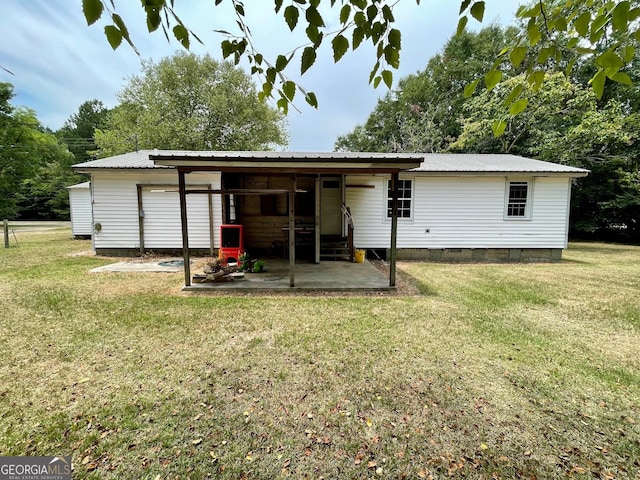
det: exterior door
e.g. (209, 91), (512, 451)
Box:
(320, 177), (342, 236)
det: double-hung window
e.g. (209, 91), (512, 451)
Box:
(387, 179), (412, 219)
(505, 180), (532, 219)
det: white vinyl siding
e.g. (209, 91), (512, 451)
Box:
(91, 171), (221, 250)
(346, 174), (572, 249)
(68, 184), (93, 236)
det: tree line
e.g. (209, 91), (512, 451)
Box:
(336, 24), (639, 242)
(0, 54), (287, 221)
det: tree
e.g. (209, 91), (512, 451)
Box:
(336, 25), (519, 152)
(452, 72), (639, 241)
(81, 0), (639, 114)
(56, 99), (110, 163)
(0, 82), (76, 219)
(94, 52), (287, 157)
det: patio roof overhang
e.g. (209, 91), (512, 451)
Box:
(150, 151), (425, 174)
(149, 151), (425, 291)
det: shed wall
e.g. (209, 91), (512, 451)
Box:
(68, 186), (93, 237)
(346, 174), (571, 249)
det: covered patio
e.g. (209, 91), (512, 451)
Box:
(151, 151), (424, 291)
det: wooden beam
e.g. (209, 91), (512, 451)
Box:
(289, 174), (296, 287)
(178, 170), (191, 287)
(389, 172), (398, 287)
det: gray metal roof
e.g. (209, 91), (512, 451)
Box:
(412, 154), (589, 176)
(72, 150), (172, 170)
(73, 150), (589, 177)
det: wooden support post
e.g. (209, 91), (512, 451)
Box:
(389, 172), (399, 287)
(136, 184), (145, 255)
(289, 174), (296, 287)
(178, 170), (191, 287)
(3, 219), (8, 248)
(207, 185), (215, 256)
(314, 175), (321, 264)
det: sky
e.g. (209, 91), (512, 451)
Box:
(0, 0), (519, 151)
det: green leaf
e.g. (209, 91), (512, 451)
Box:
(527, 70), (545, 90)
(595, 50), (623, 70)
(275, 55), (289, 72)
(104, 25), (123, 50)
(305, 91), (318, 108)
(306, 6), (325, 27)
(111, 14), (129, 38)
(306, 25), (322, 46)
(373, 75), (382, 88)
(589, 70), (606, 99)
(590, 13), (608, 43)
(381, 4), (394, 22)
(388, 29), (401, 49)
(366, 4), (378, 22)
(492, 119), (507, 137)
(332, 34), (349, 62)
(537, 47), (550, 64)
(621, 45), (635, 63)
(574, 11), (590, 37)
(554, 16), (567, 32)
(459, 0), (472, 14)
(384, 46), (400, 69)
(173, 24), (189, 49)
(277, 97), (289, 115)
(369, 61), (380, 83)
(612, 1), (630, 32)
(611, 71), (632, 85)
(284, 5), (299, 31)
(283, 81), (296, 101)
(509, 46), (527, 68)
(527, 20), (541, 46)
(221, 40), (234, 59)
(300, 46), (316, 74)
(456, 16), (468, 36)
(83, 0), (103, 26)
(509, 98), (529, 115)
(352, 27), (365, 50)
(464, 78), (481, 98)
(381, 69), (393, 89)
(274, 0), (284, 13)
(340, 4), (351, 24)
(146, 10), (161, 33)
(504, 83), (524, 106)
(470, 1), (485, 22)
(484, 69), (502, 91)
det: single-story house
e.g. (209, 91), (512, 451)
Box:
(67, 181), (93, 238)
(73, 150), (589, 267)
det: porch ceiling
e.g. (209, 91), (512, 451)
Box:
(150, 151), (424, 174)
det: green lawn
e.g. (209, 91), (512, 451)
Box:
(1, 229), (639, 479)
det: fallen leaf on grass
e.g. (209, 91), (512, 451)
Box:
(192, 438), (202, 445)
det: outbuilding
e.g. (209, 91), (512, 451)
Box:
(66, 181), (93, 238)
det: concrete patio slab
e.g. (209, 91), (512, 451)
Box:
(184, 258), (392, 292)
(90, 259), (184, 273)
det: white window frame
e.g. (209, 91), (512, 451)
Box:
(504, 179), (533, 220)
(385, 177), (414, 221)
